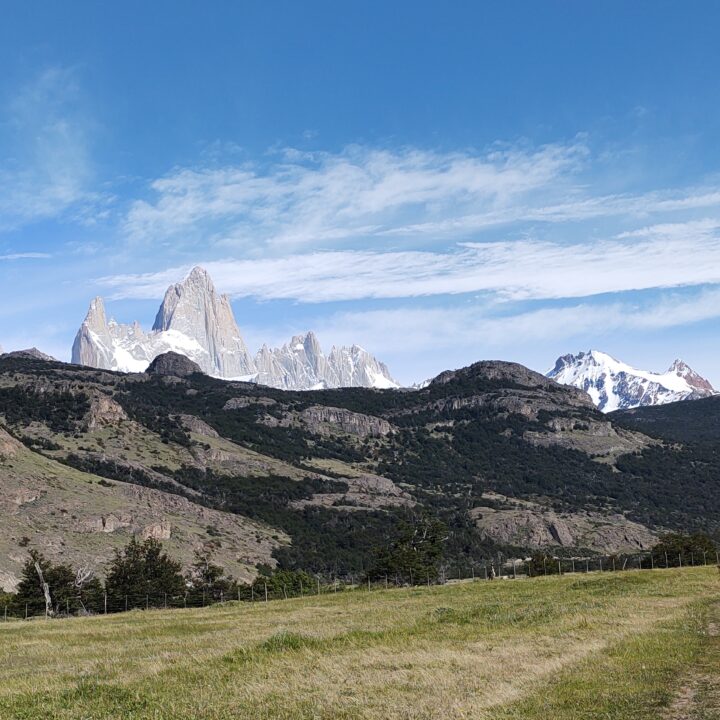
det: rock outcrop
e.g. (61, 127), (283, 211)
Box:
(142, 521), (172, 540)
(177, 414), (219, 438)
(0, 427), (21, 459)
(147, 352), (203, 378)
(84, 396), (129, 431)
(291, 473), (414, 511)
(81, 513), (133, 533)
(471, 494), (658, 554)
(299, 405), (393, 438)
(223, 396), (277, 410)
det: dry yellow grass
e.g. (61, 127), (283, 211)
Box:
(0, 567), (718, 719)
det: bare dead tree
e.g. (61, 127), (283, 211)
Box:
(33, 560), (53, 618)
(74, 566), (95, 588)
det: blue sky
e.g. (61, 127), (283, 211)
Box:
(3, 2), (720, 384)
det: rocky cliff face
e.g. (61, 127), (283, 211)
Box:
(72, 268), (255, 377)
(72, 267), (397, 390)
(548, 350), (716, 412)
(471, 493), (658, 553)
(152, 268), (255, 378)
(299, 406), (393, 438)
(254, 332), (398, 390)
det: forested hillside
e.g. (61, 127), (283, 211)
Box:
(1, 352), (718, 588)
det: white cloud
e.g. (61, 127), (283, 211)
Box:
(304, 288), (720, 382)
(123, 141), (588, 247)
(122, 138), (720, 254)
(98, 218), (720, 304)
(0, 252), (51, 261)
(0, 67), (97, 231)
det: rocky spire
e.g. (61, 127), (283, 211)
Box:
(152, 267), (255, 377)
(72, 297), (116, 368)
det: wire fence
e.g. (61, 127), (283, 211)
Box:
(4, 549), (719, 623)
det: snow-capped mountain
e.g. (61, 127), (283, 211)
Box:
(72, 268), (255, 377)
(547, 350), (716, 412)
(72, 267), (398, 390)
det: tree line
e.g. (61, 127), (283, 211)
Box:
(1, 513), (449, 619)
(2, 527), (715, 620)
(2, 538), (303, 618)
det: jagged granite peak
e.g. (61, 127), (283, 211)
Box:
(146, 352), (203, 378)
(152, 266), (255, 378)
(667, 358), (715, 394)
(254, 332), (399, 390)
(254, 331), (329, 390)
(72, 268), (255, 377)
(547, 349), (716, 412)
(327, 344), (398, 389)
(71, 267), (398, 390)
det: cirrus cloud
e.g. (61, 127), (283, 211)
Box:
(99, 218), (720, 304)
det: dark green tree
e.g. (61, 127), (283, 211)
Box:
(240, 568), (316, 601)
(12, 551), (103, 617)
(186, 546), (236, 603)
(368, 512), (447, 585)
(105, 537), (185, 611)
(651, 532), (717, 568)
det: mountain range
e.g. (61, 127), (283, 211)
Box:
(71, 267), (398, 391)
(548, 350), (716, 412)
(4, 269), (718, 409)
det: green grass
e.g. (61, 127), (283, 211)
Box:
(0, 567), (718, 719)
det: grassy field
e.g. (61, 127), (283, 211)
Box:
(0, 567), (718, 719)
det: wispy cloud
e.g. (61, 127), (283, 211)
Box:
(0, 67), (98, 232)
(308, 287), (720, 371)
(122, 139), (720, 254)
(98, 217), (720, 304)
(124, 141), (589, 248)
(0, 252), (51, 261)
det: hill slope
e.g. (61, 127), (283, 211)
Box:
(1, 353), (719, 585)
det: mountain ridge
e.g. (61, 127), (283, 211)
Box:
(547, 349), (716, 412)
(71, 267), (398, 391)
